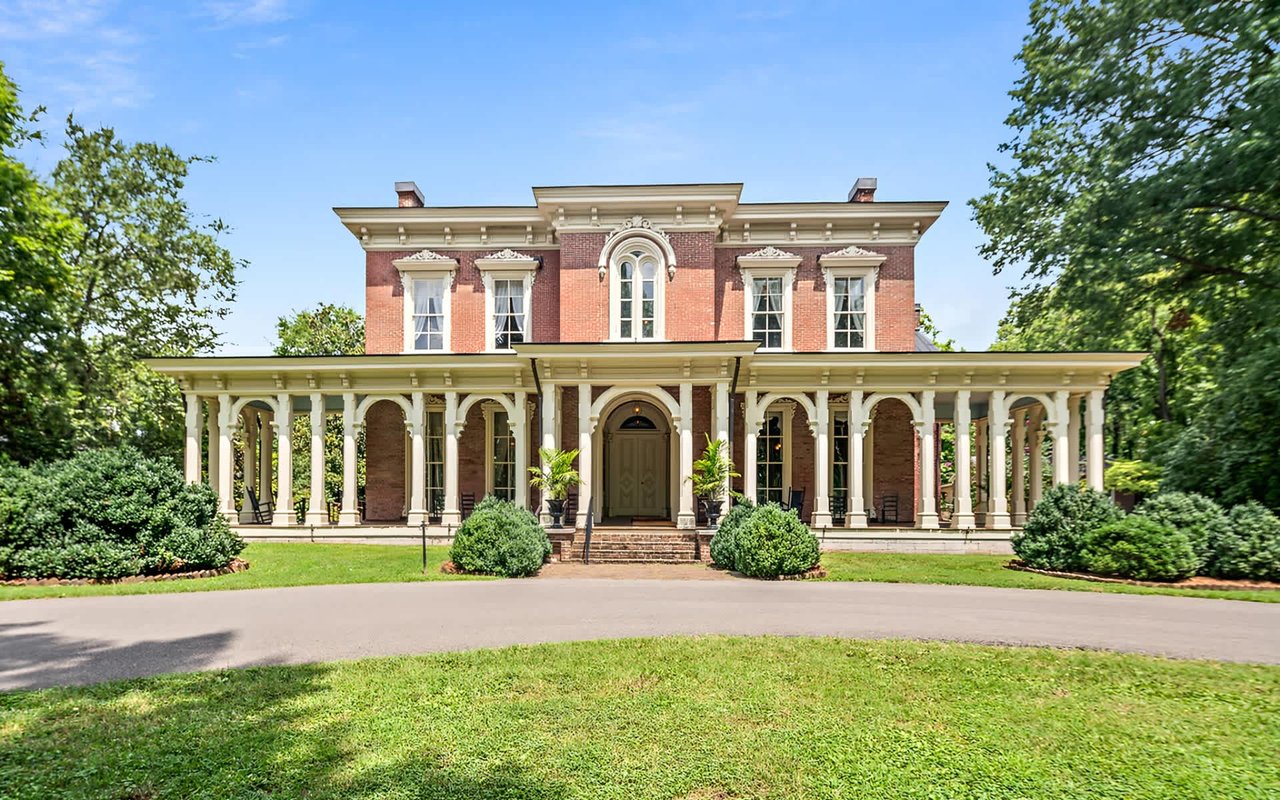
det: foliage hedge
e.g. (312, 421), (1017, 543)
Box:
(709, 499), (754, 570)
(733, 504), (819, 579)
(1133, 492), (1230, 575)
(0, 447), (244, 580)
(1213, 502), (1280, 582)
(1083, 517), (1197, 582)
(1012, 485), (1123, 572)
(449, 496), (550, 577)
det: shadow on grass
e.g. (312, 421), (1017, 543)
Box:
(0, 657), (569, 799)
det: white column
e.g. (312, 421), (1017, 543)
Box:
(205, 397), (221, 490)
(513, 390), (529, 511)
(974, 417), (987, 526)
(339, 393), (359, 525)
(743, 389), (759, 504)
(577, 384), (593, 528)
(713, 381), (731, 504)
(409, 392), (429, 526)
(1012, 410), (1027, 526)
(1067, 394), (1082, 484)
(1052, 390), (1071, 486)
(1086, 389), (1105, 491)
(184, 394), (203, 484)
(987, 390), (1011, 529)
(216, 394), (236, 523)
(1029, 410), (1045, 510)
(240, 409), (257, 523)
(677, 382), (695, 529)
(272, 395), (294, 526)
(305, 393), (328, 525)
(812, 389), (833, 528)
(863, 413), (875, 517)
(917, 390), (939, 528)
(952, 390), (975, 529)
(539, 384), (556, 524)
(847, 390), (868, 528)
(258, 410), (273, 503)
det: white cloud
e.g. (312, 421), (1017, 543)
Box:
(232, 32), (289, 58)
(577, 101), (702, 163)
(0, 0), (111, 40)
(202, 0), (296, 26)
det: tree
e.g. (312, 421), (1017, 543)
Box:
(973, 0), (1280, 510)
(273, 305), (366, 513)
(274, 302), (364, 356)
(50, 119), (243, 458)
(0, 63), (76, 462)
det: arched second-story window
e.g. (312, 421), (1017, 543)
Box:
(609, 239), (666, 340)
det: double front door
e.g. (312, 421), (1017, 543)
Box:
(606, 431), (668, 518)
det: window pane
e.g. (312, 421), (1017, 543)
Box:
(621, 319), (632, 338)
(642, 319), (654, 338)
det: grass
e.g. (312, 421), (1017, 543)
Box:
(819, 551), (1280, 602)
(0, 637), (1276, 799)
(3, 543), (1275, 603)
(0, 542), (483, 601)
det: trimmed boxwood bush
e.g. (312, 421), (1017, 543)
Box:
(1133, 492), (1230, 575)
(733, 504), (819, 579)
(449, 496), (551, 577)
(1083, 517), (1197, 582)
(0, 446), (244, 580)
(1012, 484), (1123, 572)
(709, 498), (754, 569)
(1212, 502), (1280, 582)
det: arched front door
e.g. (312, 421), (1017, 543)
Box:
(604, 400), (670, 519)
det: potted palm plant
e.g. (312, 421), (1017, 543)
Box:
(689, 435), (739, 527)
(528, 447), (581, 529)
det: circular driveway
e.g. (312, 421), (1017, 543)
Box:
(1, 579), (1277, 689)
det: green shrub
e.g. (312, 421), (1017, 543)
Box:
(709, 499), (754, 569)
(0, 446), (245, 580)
(1012, 484), (1123, 572)
(1133, 492), (1230, 574)
(450, 496), (550, 577)
(1213, 502), (1280, 582)
(1083, 517), (1197, 582)
(1103, 459), (1162, 495)
(733, 504), (819, 579)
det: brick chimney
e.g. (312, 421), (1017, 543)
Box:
(395, 181), (424, 208)
(847, 177), (877, 203)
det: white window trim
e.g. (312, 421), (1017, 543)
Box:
(476, 250), (538, 353)
(482, 401), (516, 498)
(393, 251), (459, 354)
(758, 401), (794, 503)
(820, 246), (887, 352)
(738, 247), (801, 352)
(608, 237), (667, 341)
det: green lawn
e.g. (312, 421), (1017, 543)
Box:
(820, 551), (1280, 602)
(0, 637), (1276, 799)
(0, 542), (483, 601)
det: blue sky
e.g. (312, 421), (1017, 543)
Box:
(3, 0), (1032, 352)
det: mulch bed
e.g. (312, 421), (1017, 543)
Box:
(1006, 561), (1280, 591)
(1, 558), (251, 587)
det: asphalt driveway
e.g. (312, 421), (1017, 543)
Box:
(1, 579), (1277, 689)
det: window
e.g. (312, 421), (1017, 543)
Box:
(832, 413), (849, 518)
(411, 277), (447, 351)
(490, 410), (516, 501)
(426, 410), (444, 519)
(618, 250), (658, 340)
(751, 276), (785, 349)
(832, 277), (866, 349)
(756, 413), (785, 505)
(492, 279), (525, 349)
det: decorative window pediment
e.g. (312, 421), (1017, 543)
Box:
(393, 249), (459, 277)
(820, 246), (882, 351)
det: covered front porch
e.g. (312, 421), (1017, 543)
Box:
(148, 345), (1144, 539)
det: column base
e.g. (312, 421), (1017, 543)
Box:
(575, 511), (593, 530)
(221, 509), (239, 524)
(440, 510), (461, 527)
(1013, 511), (1027, 526)
(407, 510), (429, 527)
(338, 510), (361, 526)
(677, 512), (696, 530)
(918, 512), (941, 529)
(810, 512), (833, 529)
(846, 510), (868, 528)
(304, 510), (329, 526)
(238, 509), (256, 524)
(987, 512), (1013, 530)
(952, 513), (976, 530)
(272, 510), (294, 527)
